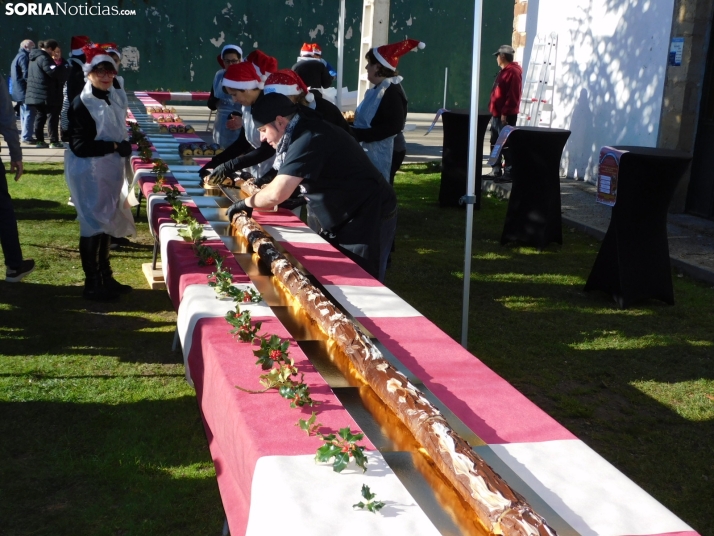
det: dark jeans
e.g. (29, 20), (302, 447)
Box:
(0, 163), (23, 268)
(489, 114), (518, 171)
(32, 103), (61, 143)
(389, 149), (406, 185)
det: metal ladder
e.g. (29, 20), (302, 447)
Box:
(518, 32), (558, 127)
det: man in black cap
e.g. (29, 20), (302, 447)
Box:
(487, 44), (522, 179)
(226, 92), (397, 282)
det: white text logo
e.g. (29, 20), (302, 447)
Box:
(4, 3), (137, 16)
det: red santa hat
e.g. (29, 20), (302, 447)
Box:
(299, 42), (322, 58)
(245, 49), (278, 81)
(99, 42), (121, 60)
(222, 62), (263, 90)
(372, 38), (425, 71)
(216, 44), (243, 68)
(264, 69), (314, 103)
(82, 44), (117, 74)
(70, 35), (92, 57)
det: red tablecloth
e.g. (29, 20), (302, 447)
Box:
(164, 238), (249, 310)
(188, 317), (375, 535)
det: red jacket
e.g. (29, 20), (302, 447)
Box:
(489, 62), (523, 117)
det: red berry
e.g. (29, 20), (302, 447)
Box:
(269, 350), (282, 360)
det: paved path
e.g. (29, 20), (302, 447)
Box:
(6, 105), (713, 285)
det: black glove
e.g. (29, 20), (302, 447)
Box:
(198, 167), (211, 179)
(226, 199), (253, 222)
(278, 196), (307, 210)
(254, 169), (277, 187)
(206, 163), (228, 185)
(116, 140), (132, 157)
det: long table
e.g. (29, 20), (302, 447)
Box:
(127, 91), (699, 536)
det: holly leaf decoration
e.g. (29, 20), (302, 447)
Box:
(332, 452), (350, 473)
(353, 485), (385, 513)
(297, 412), (322, 436)
(338, 427), (364, 443)
(315, 428), (367, 473)
(352, 446), (368, 473)
(253, 334), (289, 370)
(361, 483), (375, 501)
(316, 443), (341, 464)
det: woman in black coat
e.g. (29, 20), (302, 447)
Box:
(26, 39), (64, 147)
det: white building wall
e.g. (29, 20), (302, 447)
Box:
(524, 0), (674, 181)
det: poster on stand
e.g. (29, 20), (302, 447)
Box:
(596, 146), (627, 206)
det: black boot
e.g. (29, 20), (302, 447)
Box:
(80, 235), (119, 301)
(99, 233), (132, 294)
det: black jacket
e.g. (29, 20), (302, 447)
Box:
(51, 58), (70, 107)
(292, 60), (333, 89)
(351, 82), (407, 143)
(311, 90), (351, 135)
(25, 49), (61, 106)
(66, 57), (87, 105)
(67, 86), (117, 158)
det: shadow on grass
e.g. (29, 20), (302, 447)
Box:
(400, 162), (442, 175)
(0, 398), (223, 536)
(24, 166), (65, 176)
(0, 282), (177, 364)
(12, 198), (77, 221)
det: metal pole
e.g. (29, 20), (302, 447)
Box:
(460, 0), (483, 348)
(443, 67), (448, 109)
(336, 0), (346, 108)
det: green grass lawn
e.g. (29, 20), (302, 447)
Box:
(1, 162), (712, 535)
(0, 163), (223, 535)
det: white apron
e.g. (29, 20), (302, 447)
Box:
(242, 104), (276, 179)
(65, 81), (136, 238)
(354, 76), (403, 182)
(212, 70), (243, 148)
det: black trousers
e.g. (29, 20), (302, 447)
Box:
(489, 114), (518, 170)
(0, 163), (23, 268)
(32, 103), (61, 143)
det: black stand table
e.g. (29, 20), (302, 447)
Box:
(585, 146), (692, 307)
(500, 126), (571, 248)
(439, 110), (491, 208)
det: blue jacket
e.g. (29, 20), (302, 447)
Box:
(10, 47), (30, 103)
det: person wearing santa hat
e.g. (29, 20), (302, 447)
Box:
(226, 92), (397, 282)
(65, 44), (135, 301)
(292, 42), (336, 85)
(207, 44), (244, 148)
(227, 93), (397, 280)
(60, 35), (92, 143)
(203, 54), (278, 185)
(353, 38), (424, 185)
